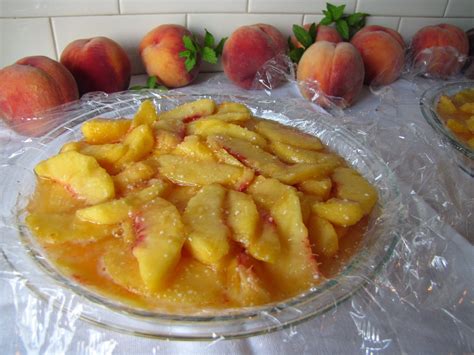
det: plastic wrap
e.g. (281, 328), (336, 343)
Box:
(0, 81), (473, 353)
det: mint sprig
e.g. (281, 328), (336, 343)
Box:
(179, 29), (227, 72)
(319, 2), (368, 40)
(129, 76), (168, 91)
(288, 24), (317, 64)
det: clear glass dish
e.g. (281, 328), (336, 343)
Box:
(0, 92), (401, 340)
(419, 81), (474, 177)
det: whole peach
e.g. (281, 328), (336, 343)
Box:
(140, 24), (199, 88)
(0, 56), (79, 136)
(411, 23), (469, 78)
(291, 24), (342, 48)
(222, 24), (288, 89)
(61, 36), (131, 95)
(351, 25), (405, 85)
(297, 41), (365, 108)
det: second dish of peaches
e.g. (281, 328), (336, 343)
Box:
(26, 99), (378, 311)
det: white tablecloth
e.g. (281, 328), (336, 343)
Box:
(1, 73), (473, 354)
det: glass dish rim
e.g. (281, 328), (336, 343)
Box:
(3, 92), (402, 340)
(419, 80), (474, 160)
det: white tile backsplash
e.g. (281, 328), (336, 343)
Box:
(0, 0), (472, 75)
(249, 0), (356, 14)
(52, 14), (186, 75)
(445, 0), (474, 18)
(398, 17), (474, 39)
(119, 0), (247, 14)
(357, 0), (449, 17)
(0, 18), (57, 67)
(0, 0), (118, 17)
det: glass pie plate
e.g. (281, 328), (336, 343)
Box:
(0, 92), (401, 340)
(419, 81), (474, 177)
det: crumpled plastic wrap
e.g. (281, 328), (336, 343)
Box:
(0, 76), (473, 353)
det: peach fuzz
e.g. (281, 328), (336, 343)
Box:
(61, 36), (131, 96)
(140, 24), (199, 88)
(0, 56), (79, 136)
(411, 23), (469, 78)
(297, 41), (364, 108)
(222, 24), (288, 90)
(291, 24), (342, 48)
(351, 25), (405, 86)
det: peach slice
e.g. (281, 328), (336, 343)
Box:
(307, 214), (339, 257)
(154, 117), (185, 135)
(34, 150), (115, 204)
(172, 135), (216, 161)
(25, 213), (114, 244)
(183, 184), (230, 264)
(112, 160), (157, 194)
(226, 190), (259, 247)
(158, 98), (216, 122)
(165, 185), (200, 213)
(313, 198), (364, 227)
(132, 100), (158, 128)
(153, 129), (182, 156)
(208, 134), (284, 177)
(132, 197), (186, 291)
(332, 167), (378, 215)
(187, 119), (267, 147)
(79, 143), (128, 173)
(254, 120), (323, 151)
(216, 102), (251, 115)
(81, 118), (131, 144)
(247, 213), (281, 263)
(157, 154), (254, 190)
(270, 141), (342, 165)
(226, 254), (270, 306)
(117, 124), (155, 168)
(205, 137), (246, 167)
(76, 180), (169, 224)
(273, 162), (337, 185)
(248, 176), (319, 296)
(198, 112), (251, 123)
(297, 178), (332, 200)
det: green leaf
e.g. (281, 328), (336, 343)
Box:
(322, 9), (332, 21)
(336, 19), (350, 40)
(327, 3), (345, 21)
(346, 12), (363, 26)
(129, 85), (147, 91)
(147, 76), (157, 88)
(179, 50), (191, 58)
(204, 29), (215, 48)
(183, 35), (196, 52)
(289, 48), (305, 64)
(319, 17), (333, 26)
(184, 56), (196, 72)
(156, 85), (168, 91)
(308, 22), (317, 41)
(202, 46), (218, 64)
(288, 36), (295, 51)
(215, 37), (227, 57)
(293, 24), (313, 49)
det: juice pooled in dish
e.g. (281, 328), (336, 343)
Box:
(25, 99), (378, 312)
(436, 87), (474, 149)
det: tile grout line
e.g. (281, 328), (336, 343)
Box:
(443, 0), (450, 17)
(49, 17), (60, 61)
(117, 0), (122, 14)
(397, 17), (403, 33)
(354, 0), (360, 13)
(246, 0), (250, 13)
(185, 13), (188, 28)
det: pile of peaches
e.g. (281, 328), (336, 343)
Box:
(0, 20), (471, 135)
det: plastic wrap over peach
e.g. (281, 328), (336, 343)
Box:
(0, 85), (472, 353)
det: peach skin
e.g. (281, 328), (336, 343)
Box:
(222, 24), (288, 90)
(140, 24), (199, 88)
(61, 36), (131, 95)
(351, 25), (405, 86)
(0, 56), (79, 136)
(411, 23), (469, 78)
(291, 24), (342, 48)
(297, 41), (365, 108)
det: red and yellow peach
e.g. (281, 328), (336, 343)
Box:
(140, 24), (199, 88)
(60, 36), (131, 95)
(296, 41), (365, 108)
(222, 24), (288, 90)
(351, 25), (405, 86)
(411, 23), (469, 78)
(0, 56), (79, 136)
